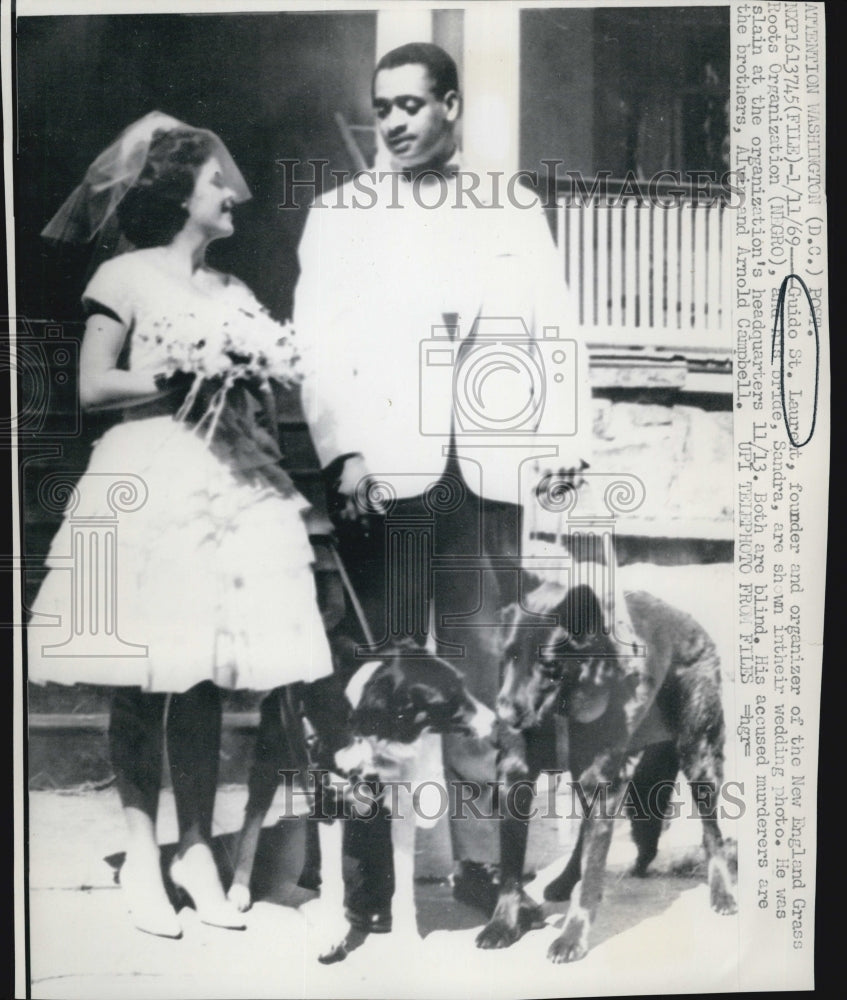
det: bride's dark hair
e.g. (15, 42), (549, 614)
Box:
(117, 128), (214, 248)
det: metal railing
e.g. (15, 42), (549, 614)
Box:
(552, 179), (733, 350)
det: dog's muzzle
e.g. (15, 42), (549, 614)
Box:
(333, 736), (375, 777)
(466, 698), (496, 740)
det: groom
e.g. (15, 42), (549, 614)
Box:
(293, 42), (591, 954)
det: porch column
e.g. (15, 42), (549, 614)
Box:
(462, 4), (520, 177)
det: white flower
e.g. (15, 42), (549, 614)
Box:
(159, 307), (301, 388)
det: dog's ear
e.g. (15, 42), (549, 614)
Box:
(556, 584), (606, 639)
(355, 669), (396, 715)
(539, 585), (615, 660)
(351, 673), (397, 739)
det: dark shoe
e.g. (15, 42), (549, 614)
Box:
(452, 861), (501, 915)
(318, 926), (369, 965)
(345, 908), (392, 934)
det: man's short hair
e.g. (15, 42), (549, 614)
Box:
(373, 43), (460, 100)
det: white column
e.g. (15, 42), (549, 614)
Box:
(376, 7), (433, 59)
(462, 4), (521, 177)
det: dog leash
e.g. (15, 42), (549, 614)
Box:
(326, 537), (377, 651)
(285, 534), (378, 779)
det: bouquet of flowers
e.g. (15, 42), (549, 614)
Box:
(150, 303), (302, 444)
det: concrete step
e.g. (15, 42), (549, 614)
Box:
(28, 712), (262, 789)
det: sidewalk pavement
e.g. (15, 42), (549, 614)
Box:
(27, 774), (739, 1000)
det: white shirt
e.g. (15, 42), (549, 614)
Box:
(293, 158), (591, 504)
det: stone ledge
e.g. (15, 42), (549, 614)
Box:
(29, 711), (261, 731)
(589, 398), (733, 530)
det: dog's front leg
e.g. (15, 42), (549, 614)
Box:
(390, 779), (418, 938)
(229, 811), (265, 912)
(548, 754), (624, 963)
(543, 822), (584, 902)
(300, 819), (347, 932)
(476, 741), (543, 950)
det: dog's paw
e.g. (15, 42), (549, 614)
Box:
(227, 882), (252, 913)
(475, 888), (537, 948)
(711, 890), (738, 916)
(475, 917), (522, 950)
(547, 918), (589, 963)
(708, 856), (738, 915)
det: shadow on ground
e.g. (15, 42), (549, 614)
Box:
(102, 818), (717, 946)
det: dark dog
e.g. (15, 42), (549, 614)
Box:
(476, 582), (737, 963)
(228, 650), (495, 932)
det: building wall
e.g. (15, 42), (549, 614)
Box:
(520, 8), (596, 178)
(17, 11), (377, 325)
(519, 6), (729, 181)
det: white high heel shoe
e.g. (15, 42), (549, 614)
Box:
(169, 845), (246, 930)
(120, 860), (182, 939)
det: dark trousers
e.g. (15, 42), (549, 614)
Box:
(331, 466), (522, 928)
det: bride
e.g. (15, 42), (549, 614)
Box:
(29, 113), (336, 938)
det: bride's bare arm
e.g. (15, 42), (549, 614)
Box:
(78, 313), (163, 411)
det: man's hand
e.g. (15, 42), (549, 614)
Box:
(327, 454), (390, 523)
(335, 454), (371, 501)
